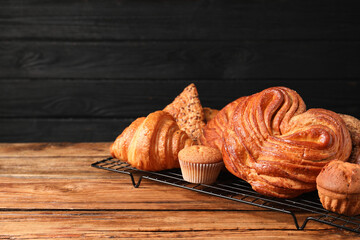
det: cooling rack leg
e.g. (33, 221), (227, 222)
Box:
(298, 217), (314, 230)
(129, 173), (143, 188)
(290, 212), (302, 230)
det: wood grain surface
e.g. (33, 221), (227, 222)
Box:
(1, 0), (359, 41)
(1, 0), (359, 143)
(1, 80), (359, 142)
(0, 142), (358, 239)
(1, 80), (359, 118)
(1, 41), (359, 79)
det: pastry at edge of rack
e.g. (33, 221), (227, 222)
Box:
(110, 110), (194, 171)
(200, 86), (352, 199)
(315, 114), (360, 216)
(338, 114), (360, 164)
(316, 160), (360, 216)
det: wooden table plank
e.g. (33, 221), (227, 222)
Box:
(0, 143), (358, 238)
(1, 211), (357, 239)
(0, 211), (357, 239)
(0, 156), (110, 178)
(0, 211), (328, 231)
(0, 176), (263, 211)
(0, 150), (259, 211)
(0, 142), (111, 157)
(0, 230), (355, 240)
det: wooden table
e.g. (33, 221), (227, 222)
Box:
(0, 142), (358, 239)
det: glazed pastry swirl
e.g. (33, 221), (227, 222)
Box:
(111, 111), (193, 171)
(200, 87), (352, 198)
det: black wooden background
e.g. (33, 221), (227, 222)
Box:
(1, 0), (359, 142)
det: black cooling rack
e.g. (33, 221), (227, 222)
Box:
(92, 157), (360, 233)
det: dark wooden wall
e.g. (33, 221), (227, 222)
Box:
(1, 0), (359, 142)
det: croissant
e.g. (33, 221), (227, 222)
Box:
(200, 87), (352, 198)
(110, 110), (193, 171)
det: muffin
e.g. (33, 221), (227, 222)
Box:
(316, 160), (360, 216)
(178, 145), (223, 184)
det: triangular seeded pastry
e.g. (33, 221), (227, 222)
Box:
(163, 83), (206, 142)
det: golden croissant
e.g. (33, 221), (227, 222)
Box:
(200, 87), (352, 198)
(110, 110), (193, 171)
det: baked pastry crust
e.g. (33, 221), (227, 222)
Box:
(164, 83), (205, 142)
(316, 160), (360, 216)
(200, 86), (352, 198)
(203, 107), (219, 123)
(110, 111), (193, 171)
(339, 114), (360, 164)
(178, 145), (222, 164)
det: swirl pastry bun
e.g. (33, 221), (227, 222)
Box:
(316, 160), (360, 216)
(200, 86), (352, 198)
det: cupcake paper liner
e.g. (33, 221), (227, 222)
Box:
(179, 160), (224, 184)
